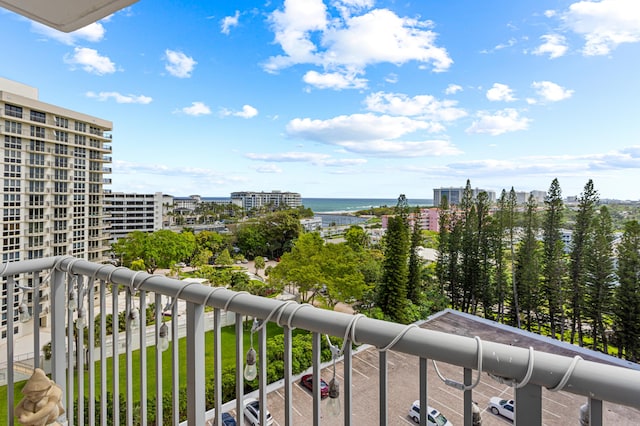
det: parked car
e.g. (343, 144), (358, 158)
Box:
(243, 398), (273, 426)
(408, 401), (453, 426)
(175, 262), (187, 268)
(221, 412), (237, 426)
(488, 397), (515, 421)
(299, 374), (329, 398)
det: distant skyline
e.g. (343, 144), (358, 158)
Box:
(1, 0), (639, 200)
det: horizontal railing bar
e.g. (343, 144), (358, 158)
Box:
(30, 256), (640, 411)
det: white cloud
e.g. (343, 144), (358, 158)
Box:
(246, 151), (369, 167)
(545, 10), (557, 18)
(562, 0), (640, 56)
(221, 105), (259, 118)
(445, 84), (463, 95)
(64, 47), (116, 75)
(86, 91), (152, 104)
(385, 73), (398, 84)
(364, 92), (467, 122)
(265, 2), (452, 87)
(494, 38), (517, 50)
(533, 34), (568, 58)
(466, 109), (531, 136)
(333, 0), (375, 19)
(486, 83), (517, 102)
(531, 81), (574, 102)
(221, 10), (240, 34)
(179, 102), (211, 116)
(286, 113), (462, 157)
(164, 49), (197, 78)
(247, 152), (331, 163)
(254, 164), (283, 173)
(303, 70), (367, 90)
(31, 21), (105, 45)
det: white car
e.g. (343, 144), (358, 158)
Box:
(243, 398), (273, 426)
(488, 397), (515, 421)
(408, 400), (453, 426)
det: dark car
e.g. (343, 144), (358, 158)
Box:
(222, 412), (236, 426)
(300, 374), (329, 398)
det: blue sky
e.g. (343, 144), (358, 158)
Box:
(1, 0), (639, 200)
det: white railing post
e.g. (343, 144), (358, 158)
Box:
(50, 267), (67, 420)
(186, 301), (205, 425)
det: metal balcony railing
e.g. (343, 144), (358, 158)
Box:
(1, 256), (640, 426)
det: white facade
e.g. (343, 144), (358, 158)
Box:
(1, 77), (112, 341)
(104, 192), (169, 241)
(231, 190), (302, 210)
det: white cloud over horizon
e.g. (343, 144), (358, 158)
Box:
(286, 113), (462, 157)
(265, 0), (452, 89)
(86, 91), (152, 104)
(164, 49), (197, 78)
(221, 105), (259, 119)
(561, 0), (640, 56)
(486, 83), (517, 102)
(178, 102), (212, 116)
(533, 34), (568, 58)
(221, 11), (240, 34)
(531, 81), (574, 102)
(64, 47), (116, 75)
(466, 109), (530, 135)
(364, 92), (467, 123)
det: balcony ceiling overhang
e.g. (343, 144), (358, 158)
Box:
(0, 0), (138, 32)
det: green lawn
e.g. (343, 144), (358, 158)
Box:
(1, 320), (294, 422)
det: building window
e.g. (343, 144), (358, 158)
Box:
(30, 126), (46, 139)
(4, 120), (22, 134)
(54, 116), (69, 128)
(4, 104), (22, 118)
(29, 139), (45, 152)
(28, 181), (45, 192)
(54, 130), (68, 142)
(54, 144), (68, 155)
(4, 164), (21, 178)
(4, 135), (22, 149)
(29, 153), (45, 166)
(30, 110), (46, 123)
(29, 168), (45, 179)
(75, 134), (86, 145)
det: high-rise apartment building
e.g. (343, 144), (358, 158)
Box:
(433, 186), (496, 206)
(231, 190), (301, 210)
(1, 77), (113, 262)
(1, 77), (113, 339)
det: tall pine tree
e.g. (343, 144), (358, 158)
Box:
(613, 220), (640, 361)
(542, 178), (566, 339)
(515, 194), (541, 331)
(569, 179), (599, 345)
(584, 206), (614, 352)
(378, 195), (410, 323)
(407, 209), (423, 304)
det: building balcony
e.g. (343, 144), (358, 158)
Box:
(1, 256), (639, 426)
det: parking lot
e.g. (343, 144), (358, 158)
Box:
(226, 310), (640, 425)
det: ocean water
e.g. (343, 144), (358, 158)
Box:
(202, 197), (433, 213)
(302, 198), (433, 213)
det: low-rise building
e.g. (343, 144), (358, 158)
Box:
(104, 192), (170, 242)
(231, 190), (301, 210)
